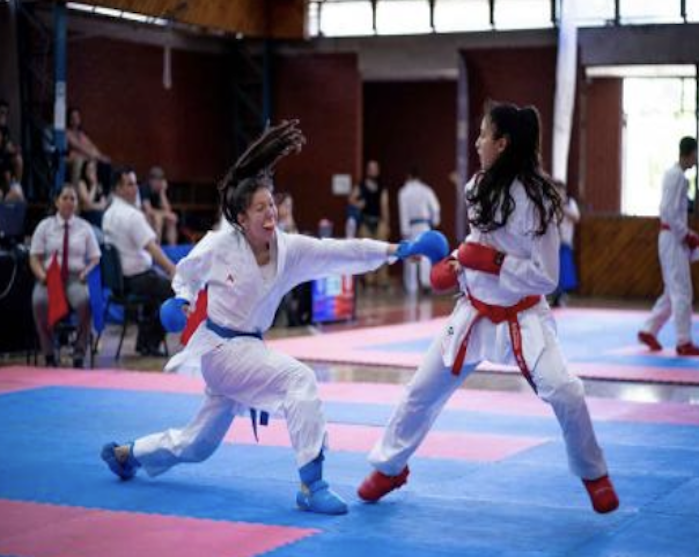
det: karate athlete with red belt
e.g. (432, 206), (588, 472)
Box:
(357, 102), (619, 514)
(638, 136), (699, 356)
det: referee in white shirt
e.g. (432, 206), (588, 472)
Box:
(103, 168), (176, 356)
(29, 183), (101, 367)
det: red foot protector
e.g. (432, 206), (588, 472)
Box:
(583, 475), (619, 514)
(637, 331), (662, 352)
(357, 466), (410, 502)
(677, 342), (699, 356)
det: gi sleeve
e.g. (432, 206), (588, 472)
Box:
(498, 225), (560, 296)
(285, 233), (389, 286)
(171, 231), (217, 304)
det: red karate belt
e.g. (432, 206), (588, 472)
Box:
(451, 290), (541, 392)
(660, 222), (670, 231)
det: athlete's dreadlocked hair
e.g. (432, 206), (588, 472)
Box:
(219, 120), (305, 226)
(467, 102), (562, 236)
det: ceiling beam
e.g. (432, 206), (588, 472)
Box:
(72, 0), (307, 39)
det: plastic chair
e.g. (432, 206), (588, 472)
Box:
(96, 244), (152, 359)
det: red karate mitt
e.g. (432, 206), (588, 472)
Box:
(430, 257), (459, 292)
(685, 232), (699, 251)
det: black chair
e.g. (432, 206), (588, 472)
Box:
(54, 312), (96, 368)
(96, 244), (153, 359)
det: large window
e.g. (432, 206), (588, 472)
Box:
(573, 0), (615, 26)
(494, 0), (553, 30)
(311, 0), (698, 37)
(619, 0), (683, 24)
(621, 71), (697, 216)
(376, 0), (432, 35)
(688, 0), (699, 21)
(318, 1), (374, 37)
(433, 0), (490, 32)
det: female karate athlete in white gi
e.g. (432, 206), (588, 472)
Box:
(357, 103), (620, 514)
(101, 121), (416, 515)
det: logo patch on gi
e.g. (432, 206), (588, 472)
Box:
(447, 326), (454, 336)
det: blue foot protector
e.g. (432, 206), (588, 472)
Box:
(297, 452), (348, 515)
(101, 441), (140, 481)
(296, 479), (349, 515)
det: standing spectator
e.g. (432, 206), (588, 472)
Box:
(66, 107), (111, 188)
(348, 159), (390, 287)
(550, 180), (580, 307)
(103, 167), (176, 356)
(77, 159), (107, 228)
(140, 166), (179, 246)
(398, 167), (441, 295)
(29, 183), (101, 368)
(638, 136), (699, 356)
(0, 100), (24, 201)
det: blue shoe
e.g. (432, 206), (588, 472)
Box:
(297, 452), (348, 515)
(101, 442), (140, 480)
(296, 479), (348, 515)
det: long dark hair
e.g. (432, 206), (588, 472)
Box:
(219, 120), (305, 226)
(466, 102), (561, 236)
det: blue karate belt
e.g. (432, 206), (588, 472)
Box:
(409, 218), (432, 226)
(206, 318), (268, 441)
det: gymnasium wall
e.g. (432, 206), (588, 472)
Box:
(67, 37), (232, 184)
(363, 80), (458, 242)
(273, 52), (363, 235)
(579, 216), (699, 298)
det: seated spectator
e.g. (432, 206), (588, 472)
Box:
(0, 100), (24, 202)
(103, 167), (176, 356)
(275, 191), (298, 233)
(77, 159), (107, 228)
(66, 107), (111, 188)
(140, 166), (178, 246)
(29, 183), (101, 368)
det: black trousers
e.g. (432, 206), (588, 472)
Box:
(124, 269), (174, 348)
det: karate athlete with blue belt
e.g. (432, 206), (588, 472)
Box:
(101, 120), (448, 515)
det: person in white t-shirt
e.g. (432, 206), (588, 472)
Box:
(29, 183), (101, 368)
(102, 168), (176, 356)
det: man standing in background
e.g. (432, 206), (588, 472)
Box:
(398, 167), (441, 295)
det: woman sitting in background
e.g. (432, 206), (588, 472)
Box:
(77, 159), (107, 228)
(29, 183), (101, 368)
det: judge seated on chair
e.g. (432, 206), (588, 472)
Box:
(29, 183), (101, 368)
(103, 167), (176, 356)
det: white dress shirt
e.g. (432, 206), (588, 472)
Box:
(102, 196), (157, 276)
(30, 214), (101, 272)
